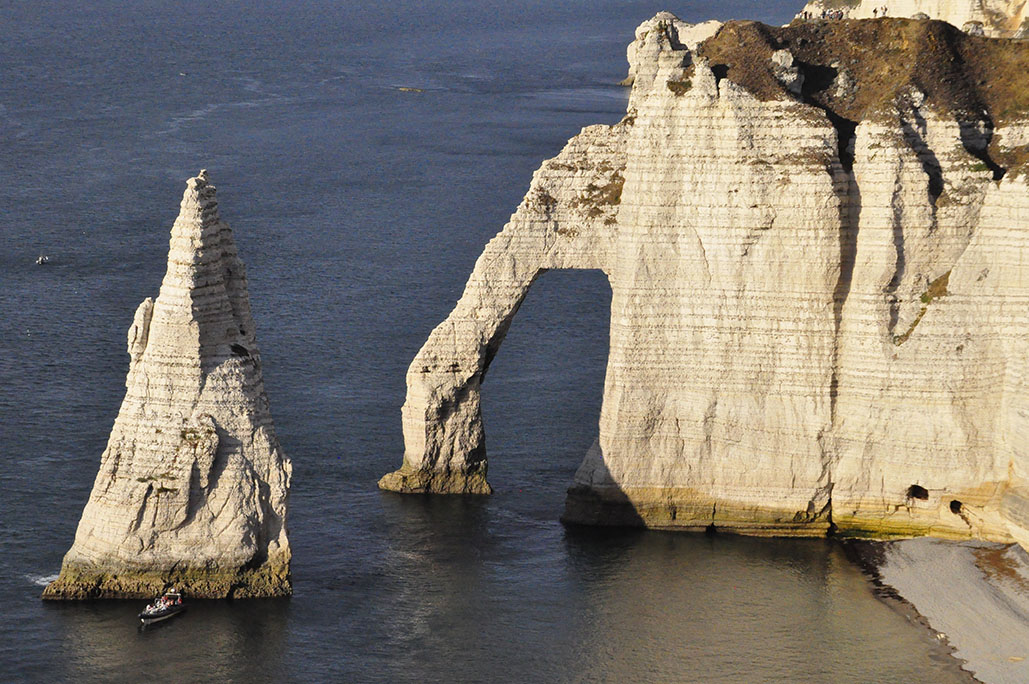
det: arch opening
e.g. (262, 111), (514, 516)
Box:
(481, 269), (612, 502)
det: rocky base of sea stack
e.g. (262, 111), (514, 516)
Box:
(378, 465), (492, 495)
(42, 551), (291, 599)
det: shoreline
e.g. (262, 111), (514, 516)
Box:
(844, 538), (1029, 684)
(843, 540), (978, 682)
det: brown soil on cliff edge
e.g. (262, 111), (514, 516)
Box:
(698, 18), (1029, 124)
(695, 19), (1029, 173)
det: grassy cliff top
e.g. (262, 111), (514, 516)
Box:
(696, 18), (1029, 125)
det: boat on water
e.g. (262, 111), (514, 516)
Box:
(138, 589), (186, 625)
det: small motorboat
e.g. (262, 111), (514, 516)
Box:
(35, 255), (50, 265)
(138, 589), (186, 625)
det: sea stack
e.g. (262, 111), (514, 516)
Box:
(380, 15), (1029, 551)
(44, 171), (291, 599)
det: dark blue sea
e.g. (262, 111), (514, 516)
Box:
(0, 1), (966, 681)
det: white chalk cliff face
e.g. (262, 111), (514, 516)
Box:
(621, 11), (722, 86)
(45, 171), (291, 599)
(799, 0), (1028, 37)
(381, 15), (1029, 551)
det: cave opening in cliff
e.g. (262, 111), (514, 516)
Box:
(479, 269), (611, 507)
(906, 484), (929, 501)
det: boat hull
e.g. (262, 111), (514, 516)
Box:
(138, 605), (186, 625)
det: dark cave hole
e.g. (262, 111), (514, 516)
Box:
(711, 64), (729, 85)
(950, 500), (963, 514)
(797, 61), (838, 95)
(907, 484), (929, 500)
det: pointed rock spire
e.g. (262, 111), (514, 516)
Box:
(45, 172), (291, 599)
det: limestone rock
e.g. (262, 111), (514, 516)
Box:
(379, 122), (629, 494)
(44, 171), (291, 599)
(796, 0), (1029, 38)
(771, 49), (804, 96)
(963, 20), (987, 35)
(620, 13), (721, 87)
(380, 16), (1029, 553)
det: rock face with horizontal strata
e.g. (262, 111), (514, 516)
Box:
(380, 15), (1029, 552)
(798, 0), (1028, 38)
(44, 171), (291, 599)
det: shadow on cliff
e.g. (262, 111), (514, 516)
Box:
(793, 61), (862, 413)
(560, 448), (646, 529)
(957, 114), (1007, 184)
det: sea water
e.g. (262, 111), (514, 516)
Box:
(0, 1), (967, 681)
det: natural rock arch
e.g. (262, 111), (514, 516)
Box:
(378, 123), (628, 494)
(382, 16), (1029, 552)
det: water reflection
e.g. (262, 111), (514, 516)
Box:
(283, 493), (971, 683)
(559, 530), (966, 683)
(48, 598), (291, 682)
(378, 496), (495, 675)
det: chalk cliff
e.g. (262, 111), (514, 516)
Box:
(798, 0), (1028, 37)
(380, 15), (1029, 551)
(44, 171), (291, 599)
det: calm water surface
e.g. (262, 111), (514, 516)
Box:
(1, 1), (964, 681)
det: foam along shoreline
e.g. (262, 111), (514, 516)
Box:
(851, 538), (1029, 683)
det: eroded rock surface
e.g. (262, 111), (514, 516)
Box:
(44, 171), (291, 599)
(381, 15), (1029, 551)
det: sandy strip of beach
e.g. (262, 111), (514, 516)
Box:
(854, 538), (1029, 683)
